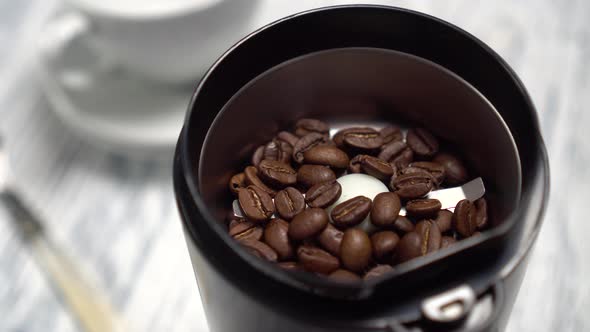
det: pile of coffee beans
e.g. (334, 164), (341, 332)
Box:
(227, 118), (488, 282)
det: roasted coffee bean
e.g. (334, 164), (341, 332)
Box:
(433, 153), (469, 186)
(295, 118), (330, 137)
(392, 216), (415, 234)
(227, 214), (244, 230)
(415, 220), (442, 253)
(406, 128), (439, 158)
(343, 128), (383, 150)
(297, 245), (340, 274)
(229, 172), (247, 195)
(317, 223), (344, 256)
(405, 162), (445, 185)
(434, 210), (453, 233)
(263, 139), (292, 164)
(453, 199), (478, 237)
(251, 145), (265, 167)
(340, 229), (372, 273)
(397, 232), (422, 263)
(229, 220), (263, 242)
(305, 180), (342, 208)
(297, 165), (336, 189)
(277, 261), (303, 271)
(238, 186), (275, 222)
(441, 236), (457, 248)
(370, 192), (401, 227)
(244, 166), (276, 197)
(329, 269), (361, 282)
(390, 172), (435, 199)
(293, 133), (329, 163)
(333, 127), (377, 148)
(474, 198), (488, 229)
(264, 219), (294, 260)
(277, 131), (300, 147)
(274, 187), (305, 220)
(380, 126), (403, 144)
(258, 160), (297, 188)
(371, 231), (400, 261)
(240, 240), (278, 262)
(405, 199), (442, 218)
(288, 208), (329, 240)
(360, 155), (394, 180)
(303, 145), (350, 168)
(348, 154), (364, 173)
(364, 264), (394, 280)
(379, 140), (413, 168)
(331, 196), (372, 228)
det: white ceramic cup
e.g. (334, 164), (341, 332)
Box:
(55, 0), (261, 83)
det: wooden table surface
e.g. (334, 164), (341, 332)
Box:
(1, 0), (588, 331)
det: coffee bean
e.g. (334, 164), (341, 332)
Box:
(390, 172), (435, 199)
(229, 220), (263, 242)
(406, 128), (439, 158)
(227, 213), (244, 229)
(331, 196), (372, 228)
(415, 220), (442, 254)
(295, 118), (329, 137)
(360, 155), (394, 180)
(258, 160), (297, 188)
(229, 172), (247, 195)
(263, 139), (292, 164)
(379, 141), (413, 168)
(238, 186), (275, 222)
(364, 264), (394, 280)
(474, 198), (488, 229)
(348, 154), (364, 173)
(264, 219), (294, 260)
(274, 187), (305, 220)
(277, 261), (303, 271)
(293, 133), (329, 163)
(277, 131), (300, 147)
(406, 162), (445, 185)
(317, 223), (343, 256)
(240, 240), (278, 262)
(380, 126), (403, 144)
(297, 244), (340, 274)
(433, 153), (468, 186)
(441, 236), (457, 248)
(405, 199), (442, 218)
(305, 180), (342, 208)
(340, 229), (372, 272)
(329, 269), (361, 282)
(370, 192), (401, 227)
(453, 199), (478, 237)
(303, 145), (350, 168)
(244, 166), (276, 197)
(343, 128), (383, 150)
(397, 232), (422, 263)
(297, 165), (336, 189)
(392, 216), (415, 234)
(288, 208), (329, 240)
(434, 210), (453, 233)
(371, 231), (400, 261)
(252, 145), (265, 167)
(333, 127), (377, 148)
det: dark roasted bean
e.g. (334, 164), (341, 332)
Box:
(297, 245), (340, 274)
(297, 165), (336, 189)
(240, 240), (278, 262)
(343, 128), (383, 150)
(371, 231), (400, 261)
(264, 219), (294, 260)
(433, 153), (469, 186)
(329, 269), (361, 282)
(390, 172), (435, 199)
(277, 131), (300, 147)
(229, 220), (263, 242)
(288, 208), (329, 240)
(441, 236), (457, 248)
(340, 229), (372, 272)
(303, 145), (350, 168)
(405, 161), (445, 185)
(244, 166), (276, 197)
(379, 140), (413, 168)
(258, 160), (297, 188)
(293, 133), (329, 163)
(274, 187), (305, 220)
(360, 155), (394, 180)
(348, 154), (364, 173)
(380, 126), (403, 144)
(392, 216), (415, 234)
(434, 210), (453, 233)
(397, 220), (441, 262)
(263, 139), (292, 164)
(295, 118), (330, 137)
(364, 264), (394, 280)
(406, 128), (439, 158)
(397, 232), (422, 263)
(453, 199), (478, 237)
(305, 180), (342, 208)
(277, 261), (303, 271)
(238, 186), (275, 222)
(333, 127), (377, 148)
(474, 198), (488, 229)
(229, 172), (247, 195)
(331, 196), (372, 228)
(405, 199), (442, 218)
(370, 192), (401, 227)
(317, 223), (344, 256)
(251, 145), (265, 167)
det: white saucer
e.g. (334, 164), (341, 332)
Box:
(35, 16), (193, 155)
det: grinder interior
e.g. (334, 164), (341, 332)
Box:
(198, 48), (521, 287)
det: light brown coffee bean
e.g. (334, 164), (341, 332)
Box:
(340, 229), (372, 273)
(406, 128), (439, 158)
(303, 145), (350, 168)
(274, 187), (305, 220)
(264, 219), (294, 260)
(288, 208), (329, 240)
(229, 172), (247, 195)
(317, 223), (344, 256)
(371, 231), (400, 261)
(244, 166), (276, 197)
(258, 160), (297, 188)
(237, 185), (275, 222)
(240, 240), (278, 262)
(434, 210), (453, 233)
(405, 199), (442, 218)
(331, 196), (372, 228)
(329, 269), (361, 282)
(370, 192), (401, 227)
(364, 264), (394, 280)
(295, 118), (330, 137)
(229, 220), (263, 242)
(297, 165), (336, 189)
(297, 245), (340, 274)
(453, 199), (478, 237)
(305, 180), (342, 208)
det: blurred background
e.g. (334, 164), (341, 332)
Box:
(0, 0), (588, 331)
